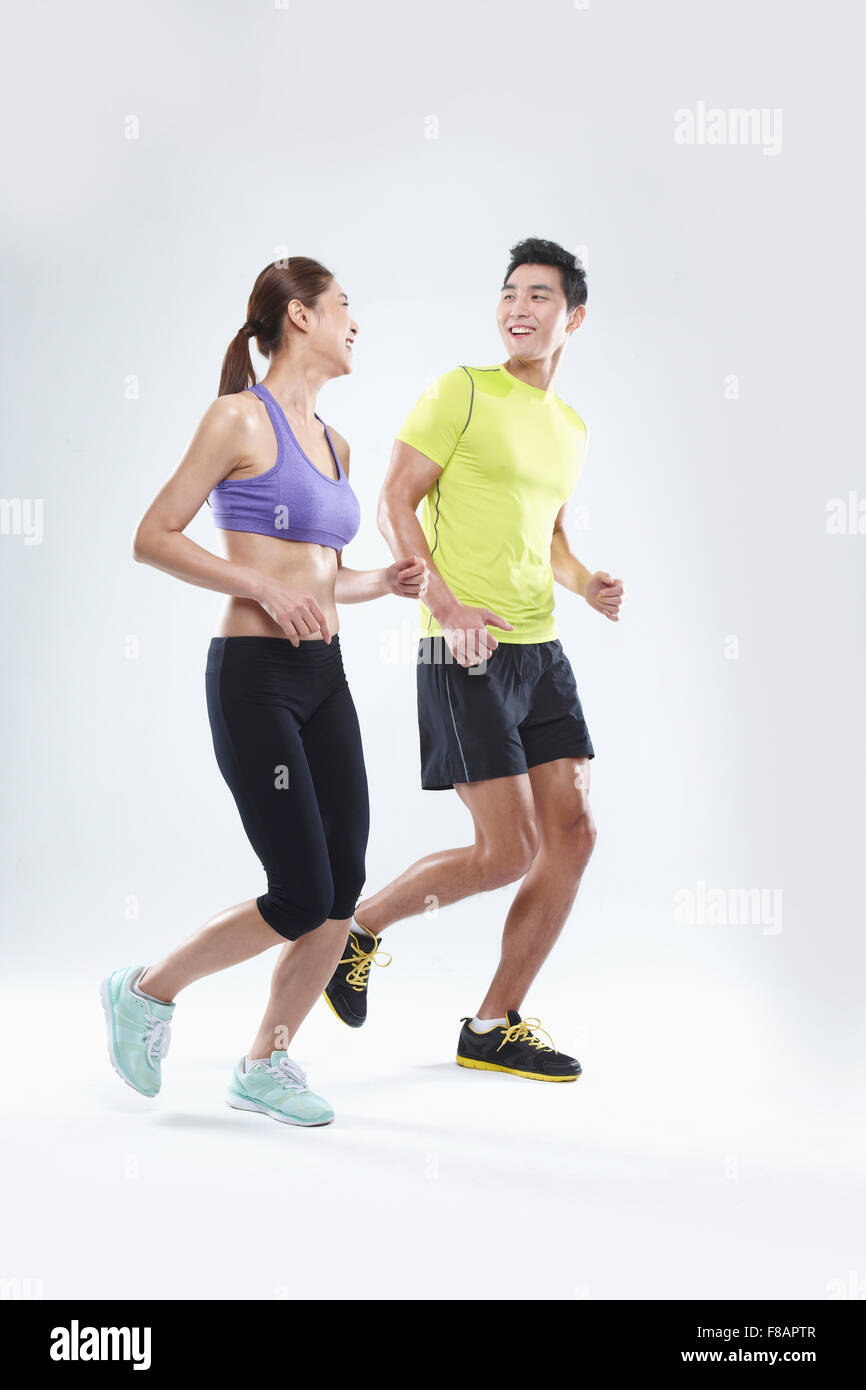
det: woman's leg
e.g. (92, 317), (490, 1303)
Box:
(139, 902), (280, 1003)
(139, 640), (345, 1006)
(102, 639), (356, 1105)
(247, 917), (351, 1059)
(286, 677), (372, 1035)
(298, 678), (370, 921)
(248, 675), (370, 1058)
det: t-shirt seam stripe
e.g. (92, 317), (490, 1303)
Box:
(458, 365), (475, 435)
(426, 477), (443, 635)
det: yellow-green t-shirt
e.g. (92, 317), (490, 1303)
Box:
(396, 363), (589, 644)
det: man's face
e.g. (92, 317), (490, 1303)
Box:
(496, 261), (584, 359)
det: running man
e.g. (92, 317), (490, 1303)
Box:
(324, 237), (625, 1081)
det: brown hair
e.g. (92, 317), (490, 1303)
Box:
(218, 257), (334, 396)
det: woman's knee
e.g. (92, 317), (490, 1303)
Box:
(324, 828), (367, 921)
(330, 861), (367, 924)
(257, 874), (335, 941)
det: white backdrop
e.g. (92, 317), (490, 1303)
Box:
(1, 0), (864, 1300)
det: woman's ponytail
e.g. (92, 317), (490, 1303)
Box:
(218, 323), (257, 397)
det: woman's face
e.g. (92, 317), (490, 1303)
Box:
(313, 278), (359, 377)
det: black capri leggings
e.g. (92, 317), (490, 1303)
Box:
(205, 635), (370, 940)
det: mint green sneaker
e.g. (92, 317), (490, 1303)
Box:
(226, 1051), (334, 1127)
(99, 965), (175, 1098)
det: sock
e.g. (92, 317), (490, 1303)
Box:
(470, 1015), (507, 1033)
(352, 916), (375, 942)
(244, 1055), (269, 1073)
(131, 969), (171, 1007)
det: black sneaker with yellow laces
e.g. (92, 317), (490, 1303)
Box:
(323, 928), (391, 1028)
(456, 1011), (582, 1082)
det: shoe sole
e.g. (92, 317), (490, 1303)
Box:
(322, 987), (364, 1029)
(98, 976), (158, 1099)
(226, 1094), (334, 1127)
(456, 1054), (580, 1083)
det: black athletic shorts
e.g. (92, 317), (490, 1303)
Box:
(416, 635), (595, 790)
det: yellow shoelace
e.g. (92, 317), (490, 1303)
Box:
(496, 1017), (556, 1053)
(341, 932), (392, 992)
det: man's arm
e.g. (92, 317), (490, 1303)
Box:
(377, 439), (513, 664)
(551, 502), (625, 622)
(324, 426), (426, 605)
(377, 440), (458, 623)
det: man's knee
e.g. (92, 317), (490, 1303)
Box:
(562, 808), (597, 861)
(476, 822), (538, 889)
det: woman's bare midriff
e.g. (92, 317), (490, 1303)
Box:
(214, 529), (340, 640)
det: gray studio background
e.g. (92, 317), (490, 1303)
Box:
(2, 0), (864, 1216)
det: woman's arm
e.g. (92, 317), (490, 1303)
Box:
(133, 395), (332, 642)
(334, 564), (390, 603)
(334, 559), (426, 604)
(134, 396), (263, 595)
(326, 427), (427, 605)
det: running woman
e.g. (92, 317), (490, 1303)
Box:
(324, 237), (624, 1081)
(101, 258), (426, 1126)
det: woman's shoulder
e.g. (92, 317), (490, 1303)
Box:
(199, 387), (269, 444)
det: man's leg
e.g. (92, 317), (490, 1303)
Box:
(354, 772), (538, 933)
(472, 756), (596, 1018)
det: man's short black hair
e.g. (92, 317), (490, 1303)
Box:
(503, 237), (587, 312)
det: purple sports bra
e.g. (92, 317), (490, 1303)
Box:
(209, 384), (361, 550)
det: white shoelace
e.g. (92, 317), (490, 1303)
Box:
(143, 1009), (171, 1064)
(266, 1056), (308, 1092)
